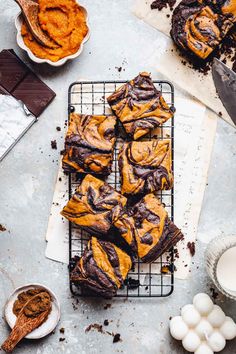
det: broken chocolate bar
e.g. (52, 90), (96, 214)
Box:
(0, 49), (56, 117)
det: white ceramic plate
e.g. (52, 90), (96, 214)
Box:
(4, 283), (61, 339)
(14, 3), (90, 67)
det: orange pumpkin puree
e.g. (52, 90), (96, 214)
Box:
(21, 0), (88, 62)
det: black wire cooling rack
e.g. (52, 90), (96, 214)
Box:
(68, 80), (175, 298)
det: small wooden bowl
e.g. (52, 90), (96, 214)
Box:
(4, 283), (61, 339)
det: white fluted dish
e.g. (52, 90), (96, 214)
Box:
(14, 4), (90, 67)
(205, 235), (236, 300)
(4, 283), (61, 339)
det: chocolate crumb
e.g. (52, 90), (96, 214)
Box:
(56, 126), (61, 131)
(187, 242), (196, 257)
(113, 333), (121, 343)
(60, 328), (65, 334)
(59, 177), (62, 182)
(104, 304), (111, 310)
(0, 224), (6, 232)
(59, 338), (65, 342)
(51, 140), (57, 150)
(124, 277), (140, 289)
(115, 66), (122, 72)
(210, 287), (219, 301)
(85, 323), (103, 333)
(104, 319), (109, 326)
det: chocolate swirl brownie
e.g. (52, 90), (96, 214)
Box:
(119, 139), (173, 196)
(171, 0), (236, 60)
(62, 113), (116, 175)
(115, 194), (184, 263)
(61, 175), (127, 236)
(107, 72), (175, 140)
(71, 237), (132, 298)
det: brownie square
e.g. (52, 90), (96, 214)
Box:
(107, 72), (174, 140)
(115, 193), (184, 263)
(61, 174), (127, 236)
(119, 139), (173, 196)
(71, 237), (132, 298)
(62, 114), (116, 175)
(171, 0), (236, 60)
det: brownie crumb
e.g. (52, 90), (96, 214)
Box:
(104, 304), (112, 310)
(104, 320), (109, 326)
(59, 338), (65, 342)
(59, 328), (65, 334)
(85, 323), (103, 333)
(59, 177), (62, 182)
(113, 333), (121, 343)
(210, 287), (219, 301)
(51, 140), (57, 150)
(0, 224), (6, 232)
(161, 265), (170, 274)
(187, 242), (196, 257)
(151, 0), (176, 11)
(115, 66), (122, 72)
(56, 126), (61, 132)
(124, 277), (140, 289)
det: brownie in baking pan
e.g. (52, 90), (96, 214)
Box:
(62, 113), (116, 175)
(107, 72), (174, 140)
(70, 237), (132, 298)
(61, 174), (127, 237)
(171, 0), (236, 60)
(115, 193), (183, 263)
(119, 139), (173, 196)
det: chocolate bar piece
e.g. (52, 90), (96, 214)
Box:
(71, 237), (132, 298)
(0, 49), (56, 117)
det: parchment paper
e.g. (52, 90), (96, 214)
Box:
(133, 0), (234, 127)
(45, 96), (217, 279)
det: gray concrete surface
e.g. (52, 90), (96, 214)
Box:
(0, 1), (236, 353)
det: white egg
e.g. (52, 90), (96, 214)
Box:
(181, 304), (201, 327)
(170, 316), (189, 340)
(195, 319), (213, 340)
(182, 331), (201, 352)
(193, 293), (214, 315)
(207, 305), (226, 328)
(194, 343), (214, 354)
(220, 317), (236, 340)
(207, 331), (226, 352)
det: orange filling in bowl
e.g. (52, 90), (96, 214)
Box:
(21, 0), (88, 62)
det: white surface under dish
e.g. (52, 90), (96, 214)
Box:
(4, 283), (61, 339)
(14, 3), (90, 67)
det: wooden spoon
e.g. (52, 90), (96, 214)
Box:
(14, 0), (58, 49)
(1, 292), (51, 353)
